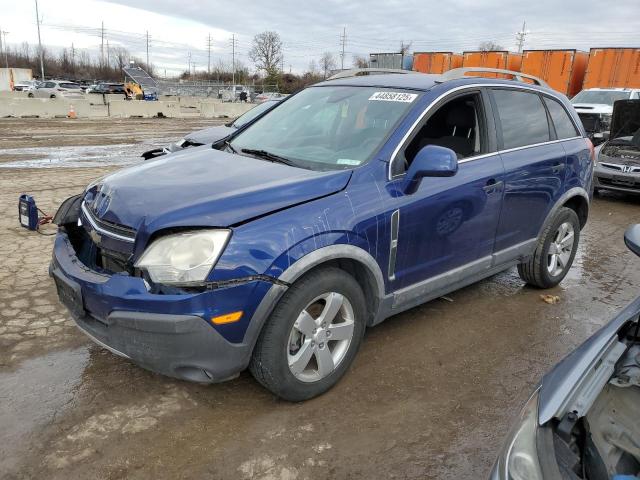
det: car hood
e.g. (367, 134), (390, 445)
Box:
(83, 146), (352, 236)
(184, 125), (236, 145)
(572, 103), (613, 114)
(609, 99), (640, 140)
(538, 295), (640, 424)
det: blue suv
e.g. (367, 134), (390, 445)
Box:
(51, 68), (594, 401)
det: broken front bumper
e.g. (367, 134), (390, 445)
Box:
(50, 231), (279, 383)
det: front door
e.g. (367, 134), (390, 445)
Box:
(389, 90), (505, 290)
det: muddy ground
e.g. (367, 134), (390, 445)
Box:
(1, 118), (640, 480)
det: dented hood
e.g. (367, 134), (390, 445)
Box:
(83, 146), (351, 234)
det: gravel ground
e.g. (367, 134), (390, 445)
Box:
(1, 118), (640, 480)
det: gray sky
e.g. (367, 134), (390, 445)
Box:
(1, 0), (638, 76)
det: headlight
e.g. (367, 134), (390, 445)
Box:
(492, 389), (543, 480)
(135, 230), (231, 285)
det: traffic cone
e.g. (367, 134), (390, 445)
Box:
(68, 104), (77, 119)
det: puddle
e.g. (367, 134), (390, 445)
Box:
(0, 143), (153, 168)
(0, 347), (89, 471)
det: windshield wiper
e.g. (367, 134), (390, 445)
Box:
(241, 148), (296, 166)
(224, 140), (238, 154)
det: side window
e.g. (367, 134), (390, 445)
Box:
(492, 89), (550, 149)
(398, 93), (485, 174)
(44, 82), (55, 88)
(544, 97), (579, 139)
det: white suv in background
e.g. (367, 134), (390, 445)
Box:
(27, 80), (85, 99)
(571, 88), (640, 143)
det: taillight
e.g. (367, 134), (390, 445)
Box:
(586, 138), (595, 163)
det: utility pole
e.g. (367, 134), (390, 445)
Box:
(516, 21), (529, 53)
(34, 0), (45, 80)
(145, 30), (150, 68)
(340, 27), (346, 70)
(0, 29), (8, 70)
(206, 33), (212, 73)
(230, 34), (238, 86)
(187, 51), (191, 76)
(106, 39), (110, 67)
(101, 21), (104, 66)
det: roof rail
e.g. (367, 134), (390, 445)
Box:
(327, 68), (419, 80)
(437, 67), (549, 87)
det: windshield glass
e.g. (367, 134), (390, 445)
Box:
(229, 86), (420, 170)
(571, 90), (630, 105)
(232, 101), (277, 128)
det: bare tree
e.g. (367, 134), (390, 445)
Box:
(307, 59), (318, 75)
(249, 31), (283, 77)
(478, 41), (504, 51)
(110, 46), (130, 71)
(399, 41), (412, 55)
(320, 52), (337, 79)
(352, 55), (369, 68)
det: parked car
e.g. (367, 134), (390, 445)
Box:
(594, 99), (640, 195)
(27, 80), (85, 99)
(255, 91), (288, 103)
(87, 83), (127, 95)
(50, 68), (594, 401)
(491, 224), (640, 480)
(13, 80), (40, 91)
(571, 88), (640, 144)
(141, 99), (282, 160)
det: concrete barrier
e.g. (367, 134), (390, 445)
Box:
(0, 97), (253, 119)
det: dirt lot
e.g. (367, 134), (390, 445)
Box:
(1, 118), (640, 480)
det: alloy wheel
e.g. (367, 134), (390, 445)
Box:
(287, 292), (355, 383)
(547, 221), (575, 276)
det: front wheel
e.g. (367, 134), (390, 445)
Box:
(27, 92), (34, 98)
(249, 267), (366, 401)
(517, 207), (580, 288)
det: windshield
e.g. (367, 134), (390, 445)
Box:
(571, 90), (630, 105)
(232, 101), (277, 128)
(229, 86), (420, 170)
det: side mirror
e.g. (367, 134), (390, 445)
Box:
(402, 145), (458, 194)
(624, 224), (640, 258)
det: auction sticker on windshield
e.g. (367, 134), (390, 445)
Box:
(369, 91), (418, 102)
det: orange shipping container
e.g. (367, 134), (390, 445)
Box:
(413, 52), (463, 74)
(583, 48), (640, 89)
(462, 51), (522, 77)
(521, 49), (588, 97)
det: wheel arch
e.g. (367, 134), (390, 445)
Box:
(537, 187), (590, 240)
(278, 244), (385, 326)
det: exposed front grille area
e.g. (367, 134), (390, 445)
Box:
(81, 202), (136, 243)
(600, 162), (640, 173)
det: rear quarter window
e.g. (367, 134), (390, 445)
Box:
(492, 89), (551, 149)
(544, 97), (579, 139)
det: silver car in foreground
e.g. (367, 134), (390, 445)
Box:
(491, 225), (640, 480)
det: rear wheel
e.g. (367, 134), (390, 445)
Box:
(27, 92), (34, 98)
(49, 94), (56, 99)
(518, 207), (580, 288)
(250, 267), (366, 401)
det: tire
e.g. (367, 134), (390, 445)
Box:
(50, 94), (56, 99)
(249, 267), (366, 401)
(27, 93), (34, 98)
(518, 207), (580, 288)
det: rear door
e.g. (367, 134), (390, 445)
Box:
(490, 88), (567, 252)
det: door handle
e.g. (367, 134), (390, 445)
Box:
(483, 179), (503, 194)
